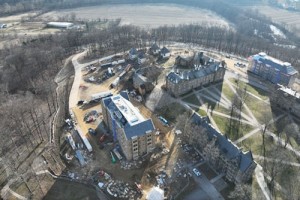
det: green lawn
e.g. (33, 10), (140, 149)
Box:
(198, 109), (207, 117)
(212, 115), (254, 141)
(245, 95), (281, 123)
(199, 95), (232, 116)
(219, 82), (235, 101)
(241, 132), (298, 163)
(182, 94), (200, 106)
(229, 78), (269, 100)
(241, 131), (300, 199)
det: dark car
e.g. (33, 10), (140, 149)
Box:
(88, 128), (97, 136)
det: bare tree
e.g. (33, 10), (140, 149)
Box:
(188, 125), (209, 151)
(203, 138), (220, 167)
(228, 78), (248, 139)
(228, 183), (252, 200)
(283, 123), (299, 148)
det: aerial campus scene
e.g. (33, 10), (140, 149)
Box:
(0, 0), (300, 200)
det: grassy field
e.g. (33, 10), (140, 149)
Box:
(39, 4), (231, 29)
(219, 82), (235, 101)
(212, 115), (253, 140)
(198, 109), (207, 117)
(229, 78), (269, 100)
(200, 96), (231, 115)
(182, 94), (201, 106)
(245, 95), (280, 123)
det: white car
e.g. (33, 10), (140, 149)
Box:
(192, 168), (201, 176)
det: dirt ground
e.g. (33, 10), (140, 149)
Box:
(38, 4), (232, 29)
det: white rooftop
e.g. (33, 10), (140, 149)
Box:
(278, 84), (300, 98)
(111, 95), (145, 126)
(47, 22), (74, 27)
(147, 187), (164, 200)
(257, 52), (291, 67)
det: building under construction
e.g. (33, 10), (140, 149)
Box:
(101, 91), (155, 160)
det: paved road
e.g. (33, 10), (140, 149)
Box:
(69, 51), (116, 109)
(184, 165), (224, 200)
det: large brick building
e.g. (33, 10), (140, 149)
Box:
(271, 84), (300, 118)
(248, 52), (298, 87)
(189, 113), (256, 183)
(101, 91), (156, 160)
(165, 52), (226, 97)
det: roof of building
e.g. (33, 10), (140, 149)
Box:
(102, 92), (155, 139)
(160, 46), (170, 54)
(138, 52), (145, 59)
(277, 84), (300, 98)
(47, 22), (74, 28)
(150, 43), (160, 51)
(147, 187), (164, 200)
(167, 62), (223, 84)
(134, 72), (148, 83)
(191, 113), (255, 173)
(129, 48), (137, 55)
(252, 52), (298, 75)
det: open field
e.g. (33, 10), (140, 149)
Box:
(0, 12), (37, 23)
(247, 5), (300, 37)
(39, 4), (231, 29)
(212, 115), (254, 140)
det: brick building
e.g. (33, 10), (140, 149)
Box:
(248, 52), (298, 87)
(189, 113), (256, 183)
(166, 52), (226, 97)
(101, 91), (156, 160)
(271, 84), (300, 118)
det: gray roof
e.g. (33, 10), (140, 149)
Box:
(150, 43), (160, 51)
(102, 91), (155, 140)
(191, 113), (255, 172)
(160, 46), (170, 54)
(138, 52), (145, 59)
(124, 119), (155, 139)
(129, 48), (137, 55)
(167, 62), (222, 84)
(253, 54), (298, 75)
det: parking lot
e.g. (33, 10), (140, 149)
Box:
(173, 142), (227, 200)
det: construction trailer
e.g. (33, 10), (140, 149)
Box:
(66, 133), (76, 150)
(76, 127), (93, 153)
(91, 91), (112, 101)
(75, 150), (86, 166)
(113, 148), (123, 160)
(46, 22), (74, 29)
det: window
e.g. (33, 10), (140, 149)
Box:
(133, 148), (138, 151)
(147, 138), (152, 141)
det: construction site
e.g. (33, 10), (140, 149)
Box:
(58, 46), (190, 200)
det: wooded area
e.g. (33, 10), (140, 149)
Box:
(0, 0), (300, 198)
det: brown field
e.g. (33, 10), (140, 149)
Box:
(247, 5), (300, 37)
(39, 3), (231, 29)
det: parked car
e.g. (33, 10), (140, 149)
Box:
(88, 128), (97, 136)
(192, 168), (201, 176)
